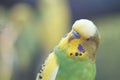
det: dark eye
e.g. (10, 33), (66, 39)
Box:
(72, 30), (80, 38)
(86, 38), (90, 41)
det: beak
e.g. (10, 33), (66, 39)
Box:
(68, 33), (76, 42)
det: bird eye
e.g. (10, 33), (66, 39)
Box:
(86, 38), (90, 41)
(72, 30), (80, 38)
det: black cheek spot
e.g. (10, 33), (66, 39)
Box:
(79, 53), (82, 56)
(70, 53), (73, 56)
(75, 52), (79, 56)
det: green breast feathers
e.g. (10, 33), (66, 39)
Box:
(55, 47), (96, 80)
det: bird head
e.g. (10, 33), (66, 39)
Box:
(58, 19), (100, 61)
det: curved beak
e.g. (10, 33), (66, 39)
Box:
(68, 33), (77, 43)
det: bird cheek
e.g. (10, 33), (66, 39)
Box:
(78, 44), (86, 53)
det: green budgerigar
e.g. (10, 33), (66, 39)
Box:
(36, 19), (100, 80)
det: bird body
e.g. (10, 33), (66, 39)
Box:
(55, 47), (96, 80)
(36, 19), (100, 80)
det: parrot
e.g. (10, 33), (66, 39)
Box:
(36, 19), (100, 80)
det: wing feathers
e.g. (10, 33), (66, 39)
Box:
(36, 52), (58, 80)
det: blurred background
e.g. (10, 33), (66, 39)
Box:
(0, 0), (120, 80)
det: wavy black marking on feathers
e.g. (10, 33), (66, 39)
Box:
(38, 53), (52, 79)
(38, 63), (45, 80)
